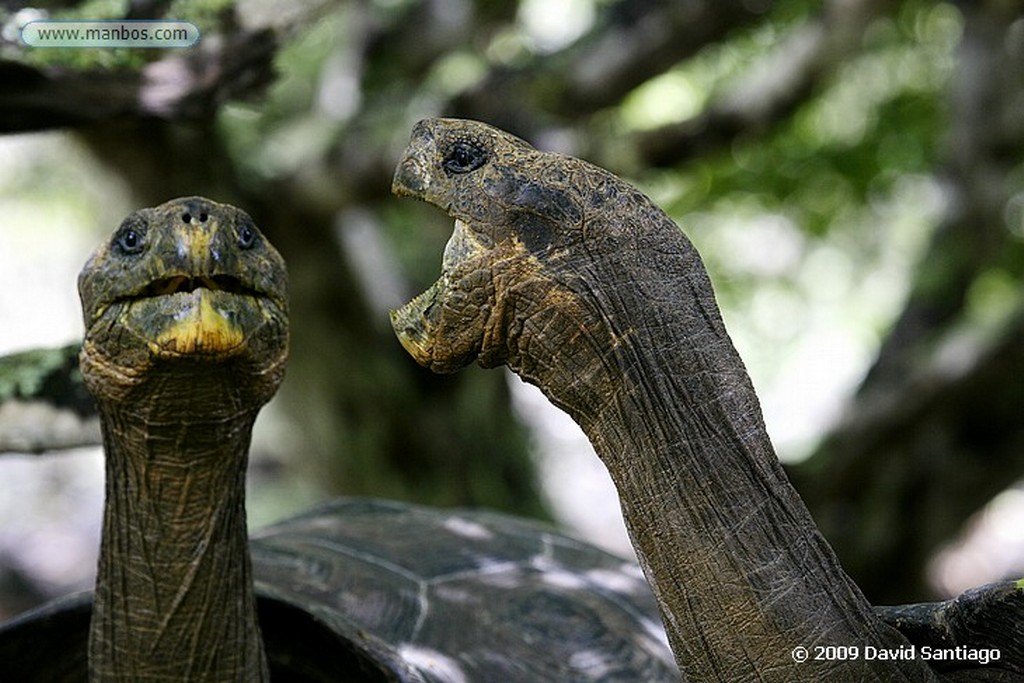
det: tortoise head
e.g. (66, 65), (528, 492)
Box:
(390, 118), (588, 374)
(390, 118), (690, 383)
(78, 196), (289, 408)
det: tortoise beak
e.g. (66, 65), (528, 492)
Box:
(392, 121), (437, 200)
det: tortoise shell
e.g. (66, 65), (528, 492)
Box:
(0, 498), (680, 682)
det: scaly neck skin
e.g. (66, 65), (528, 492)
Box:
(502, 250), (934, 682)
(88, 386), (269, 683)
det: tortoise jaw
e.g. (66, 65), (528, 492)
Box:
(88, 275), (276, 362)
(442, 219), (482, 271)
(390, 219), (491, 373)
(389, 278), (445, 364)
(149, 288), (248, 357)
(91, 274), (273, 358)
(98, 273), (268, 316)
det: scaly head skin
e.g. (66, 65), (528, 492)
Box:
(81, 197), (287, 682)
(390, 118), (545, 373)
(79, 196), (288, 409)
(391, 120), (615, 366)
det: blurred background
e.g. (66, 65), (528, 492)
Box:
(0, 0), (1022, 620)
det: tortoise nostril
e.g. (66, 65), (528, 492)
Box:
(199, 213), (209, 223)
(182, 213), (192, 224)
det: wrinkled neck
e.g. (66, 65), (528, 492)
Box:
(88, 398), (268, 683)
(506, 248), (932, 681)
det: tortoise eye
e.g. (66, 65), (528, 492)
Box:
(113, 220), (146, 255)
(238, 223), (258, 249)
(443, 142), (487, 175)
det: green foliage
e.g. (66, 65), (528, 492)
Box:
(168, 0), (235, 30)
(219, 7), (347, 187)
(594, 2), (965, 458)
(678, 9), (956, 232)
(13, 1), (133, 68)
(47, 0), (124, 22)
(0, 346), (80, 402)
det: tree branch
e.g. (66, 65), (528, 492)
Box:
(0, 344), (99, 454)
(449, 0), (771, 135)
(0, 28), (276, 132)
(632, 0), (893, 167)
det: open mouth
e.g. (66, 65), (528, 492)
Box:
(391, 218), (479, 329)
(388, 217), (500, 373)
(139, 274), (257, 298)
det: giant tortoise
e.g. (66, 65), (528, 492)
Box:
(1, 119), (1021, 682)
(388, 118), (1023, 681)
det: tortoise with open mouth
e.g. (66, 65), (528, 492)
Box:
(388, 118), (1024, 682)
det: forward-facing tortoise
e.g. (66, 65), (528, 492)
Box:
(0, 196), (678, 681)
